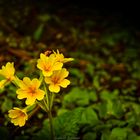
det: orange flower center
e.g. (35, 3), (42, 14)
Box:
(44, 64), (51, 72)
(52, 76), (60, 85)
(28, 86), (36, 94)
(19, 112), (25, 117)
(15, 111), (25, 119)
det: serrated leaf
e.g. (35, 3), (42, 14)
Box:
(63, 87), (90, 107)
(107, 100), (124, 117)
(100, 90), (118, 101)
(81, 107), (99, 126)
(33, 108), (84, 140)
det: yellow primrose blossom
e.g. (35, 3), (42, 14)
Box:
(16, 77), (45, 105)
(50, 50), (74, 63)
(8, 107), (28, 127)
(45, 68), (70, 93)
(37, 53), (63, 76)
(0, 62), (15, 88)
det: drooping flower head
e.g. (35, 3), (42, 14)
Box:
(50, 50), (74, 63)
(0, 62), (15, 88)
(16, 77), (45, 105)
(8, 107), (28, 127)
(45, 68), (70, 93)
(37, 53), (63, 77)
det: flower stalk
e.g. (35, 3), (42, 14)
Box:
(2, 50), (74, 135)
(47, 92), (55, 140)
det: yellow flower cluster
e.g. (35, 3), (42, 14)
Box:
(0, 50), (73, 127)
(37, 50), (73, 93)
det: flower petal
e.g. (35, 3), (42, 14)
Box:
(36, 89), (45, 100)
(17, 89), (28, 99)
(63, 58), (74, 63)
(25, 96), (36, 105)
(0, 62), (15, 80)
(43, 70), (53, 77)
(8, 108), (28, 127)
(8, 110), (19, 118)
(0, 80), (7, 89)
(23, 77), (31, 86)
(37, 53), (48, 70)
(32, 78), (40, 88)
(45, 77), (52, 84)
(18, 116), (26, 127)
(6, 62), (15, 76)
(49, 84), (60, 93)
(59, 68), (69, 79)
(59, 79), (70, 88)
(52, 62), (63, 71)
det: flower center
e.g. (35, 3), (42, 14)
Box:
(52, 76), (60, 85)
(15, 110), (25, 119)
(28, 86), (36, 94)
(44, 64), (51, 72)
(19, 112), (26, 118)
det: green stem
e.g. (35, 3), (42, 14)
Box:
(48, 92), (55, 140)
(48, 109), (55, 140)
(43, 81), (55, 140)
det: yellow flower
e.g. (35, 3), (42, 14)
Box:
(45, 68), (70, 93)
(37, 53), (63, 76)
(16, 77), (45, 105)
(0, 62), (15, 89)
(51, 50), (74, 63)
(8, 107), (28, 127)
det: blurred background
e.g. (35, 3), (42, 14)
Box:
(0, 0), (140, 140)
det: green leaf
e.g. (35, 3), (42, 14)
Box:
(33, 108), (84, 140)
(89, 90), (97, 102)
(86, 63), (95, 77)
(128, 132), (140, 140)
(95, 102), (108, 118)
(83, 132), (96, 140)
(101, 130), (111, 140)
(63, 87), (90, 107)
(110, 127), (128, 140)
(69, 68), (85, 84)
(93, 75), (100, 89)
(106, 99), (124, 117)
(81, 107), (99, 126)
(100, 89), (119, 101)
(37, 14), (50, 22)
(33, 23), (44, 41)
(57, 108), (69, 116)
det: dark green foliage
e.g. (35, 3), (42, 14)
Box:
(32, 108), (84, 140)
(0, 2), (140, 140)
